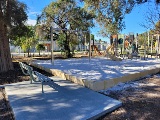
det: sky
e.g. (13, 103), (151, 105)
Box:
(19, 0), (159, 43)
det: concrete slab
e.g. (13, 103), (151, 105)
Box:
(30, 59), (160, 91)
(5, 76), (121, 120)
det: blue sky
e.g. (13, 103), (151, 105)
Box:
(19, 0), (158, 43)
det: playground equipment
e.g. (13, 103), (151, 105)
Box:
(91, 45), (102, 55)
(106, 44), (122, 61)
(108, 32), (160, 60)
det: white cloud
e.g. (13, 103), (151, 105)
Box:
(28, 11), (39, 16)
(26, 19), (37, 26)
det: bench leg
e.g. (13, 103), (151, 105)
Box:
(30, 78), (32, 84)
(42, 82), (44, 93)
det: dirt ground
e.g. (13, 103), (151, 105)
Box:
(0, 57), (160, 120)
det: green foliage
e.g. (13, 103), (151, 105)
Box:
(36, 44), (45, 55)
(38, 0), (94, 58)
(91, 34), (94, 40)
(21, 38), (31, 52)
(1, 0), (29, 46)
(84, 0), (133, 35)
(57, 33), (66, 51)
(35, 24), (47, 40)
(10, 25), (36, 45)
(138, 33), (146, 46)
(10, 25), (38, 55)
(0, 0), (28, 46)
(69, 33), (79, 54)
(36, 44), (45, 51)
(0, 0), (28, 27)
(155, 21), (160, 33)
(83, 0), (159, 36)
(85, 32), (90, 43)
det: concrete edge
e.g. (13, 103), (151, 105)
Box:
(88, 102), (122, 120)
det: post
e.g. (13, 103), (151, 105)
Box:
(136, 33), (138, 48)
(85, 34), (86, 51)
(158, 35), (160, 55)
(89, 32), (91, 62)
(144, 33), (147, 60)
(148, 31), (150, 49)
(151, 35), (153, 53)
(50, 26), (54, 65)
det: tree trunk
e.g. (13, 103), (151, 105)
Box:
(27, 49), (30, 57)
(64, 32), (72, 58)
(0, 24), (13, 72)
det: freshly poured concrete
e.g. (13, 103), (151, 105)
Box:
(30, 58), (160, 91)
(5, 76), (121, 120)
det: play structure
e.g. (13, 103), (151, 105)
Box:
(91, 45), (102, 55)
(108, 33), (139, 60)
(106, 44), (122, 61)
(85, 32), (159, 60)
(105, 34), (122, 61)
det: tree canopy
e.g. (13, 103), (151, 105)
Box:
(83, 0), (160, 36)
(37, 0), (95, 58)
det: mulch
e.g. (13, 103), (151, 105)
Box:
(99, 76), (160, 120)
(0, 58), (160, 120)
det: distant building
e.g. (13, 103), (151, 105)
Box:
(38, 40), (60, 52)
(39, 39), (109, 52)
(10, 39), (110, 53)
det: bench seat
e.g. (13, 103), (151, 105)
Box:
(19, 62), (53, 93)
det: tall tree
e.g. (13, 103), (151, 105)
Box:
(141, 6), (160, 34)
(83, 0), (135, 36)
(37, 0), (94, 58)
(0, 0), (27, 72)
(83, 0), (160, 36)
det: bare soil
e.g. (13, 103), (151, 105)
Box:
(99, 77), (160, 120)
(0, 57), (160, 120)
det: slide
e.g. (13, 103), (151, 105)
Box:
(91, 45), (102, 55)
(106, 44), (122, 61)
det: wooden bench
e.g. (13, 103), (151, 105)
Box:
(19, 62), (53, 93)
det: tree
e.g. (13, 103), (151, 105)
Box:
(10, 25), (37, 57)
(141, 6), (160, 34)
(0, 0), (27, 72)
(35, 24), (48, 40)
(155, 21), (160, 34)
(82, 0), (159, 36)
(37, 0), (94, 58)
(83, 0), (135, 36)
(36, 44), (45, 56)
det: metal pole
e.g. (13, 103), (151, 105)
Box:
(156, 35), (158, 57)
(148, 31), (149, 49)
(89, 32), (91, 62)
(158, 35), (160, 55)
(85, 35), (86, 51)
(136, 33), (138, 48)
(151, 35), (153, 53)
(144, 33), (146, 60)
(50, 26), (54, 65)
